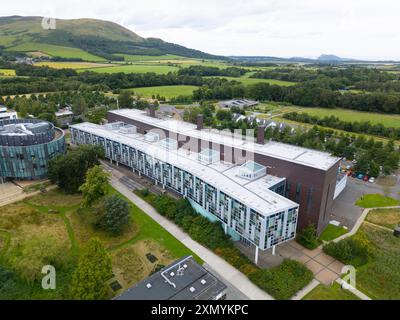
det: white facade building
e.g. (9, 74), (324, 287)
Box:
(70, 122), (299, 262)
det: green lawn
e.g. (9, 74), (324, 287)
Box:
(366, 208), (400, 229)
(303, 282), (360, 300)
(8, 42), (105, 62)
(355, 194), (400, 208)
(319, 224), (348, 242)
(79, 64), (179, 74)
(291, 107), (400, 128)
(129, 85), (199, 99)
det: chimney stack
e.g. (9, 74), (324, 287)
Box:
(257, 126), (266, 145)
(197, 114), (204, 130)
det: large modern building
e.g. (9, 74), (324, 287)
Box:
(106, 109), (346, 232)
(115, 256), (227, 300)
(0, 119), (66, 182)
(70, 108), (347, 261)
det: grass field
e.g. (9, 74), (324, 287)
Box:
(8, 42), (105, 62)
(287, 107), (400, 128)
(366, 208), (400, 229)
(303, 282), (360, 300)
(319, 224), (348, 242)
(115, 54), (185, 62)
(207, 76), (296, 86)
(34, 61), (115, 70)
(0, 69), (16, 76)
(355, 194), (400, 208)
(130, 85), (199, 99)
(79, 64), (179, 74)
(0, 186), (199, 299)
(355, 224), (400, 299)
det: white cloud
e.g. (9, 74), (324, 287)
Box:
(0, 0), (399, 60)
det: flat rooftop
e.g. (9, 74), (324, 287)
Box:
(71, 122), (298, 216)
(114, 256), (227, 300)
(109, 109), (340, 171)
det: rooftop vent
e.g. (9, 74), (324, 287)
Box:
(190, 287), (196, 293)
(146, 283), (152, 289)
(201, 279), (207, 285)
(170, 272), (175, 277)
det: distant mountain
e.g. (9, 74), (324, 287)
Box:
(230, 54), (400, 65)
(317, 54), (356, 62)
(0, 16), (224, 61)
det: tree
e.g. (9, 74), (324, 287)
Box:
(48, 145), (104, 194)
(118, 91), (133, 108)
(99, 196), (131, 236)
(79, 165), (110, 207)
(70, 238), (112, 300)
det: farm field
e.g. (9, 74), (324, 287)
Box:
(130, 85), (200, 99)
(207, 76), (296, 86)
(286, 107), (400, 128)
(273, 116), (400, 146)
(0, 187), (199, 299)
(8, 43), (106, 62)
(0, 69), (16, 76)
(34, 61), (115, 69)
(79, 64), (179, 74)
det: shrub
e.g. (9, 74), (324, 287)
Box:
(296, 224), (320, 249)
(248, 259), (314, 300)
(139, 188), (149, 197)
(323, 238), (371, 267)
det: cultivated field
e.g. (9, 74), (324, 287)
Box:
(0, 69), (16, 76)
(207, 76), (296, 86)
(8, 42), (105, 62)
(34, 61), (115, 70)
(291, 107), (400, 128)
(130, 85), (199, 99)
(79, 64), (179, 74)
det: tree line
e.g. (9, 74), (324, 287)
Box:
(283, 112), (400, 140)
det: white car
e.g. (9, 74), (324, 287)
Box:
(369, 177), (376, 183)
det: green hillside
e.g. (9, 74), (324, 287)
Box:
(0, 16), (224, 61)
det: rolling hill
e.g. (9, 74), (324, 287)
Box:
(0, 16), (224, 61)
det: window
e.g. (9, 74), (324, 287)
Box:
(295, 183), (301, 203)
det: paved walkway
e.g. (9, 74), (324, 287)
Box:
(108, 173), (274, 300)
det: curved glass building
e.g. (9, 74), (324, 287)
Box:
(0, 119), (66, 182)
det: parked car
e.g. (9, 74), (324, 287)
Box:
(369, 177), (376, 183)
(346, 165), (352, 170)
(352, 160), (358, 164)
(352, 172), (357, 178)
(357, 174), (364, 180)
(363, 176), (369, 182)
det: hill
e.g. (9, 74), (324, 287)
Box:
(0, 16), (224, 61)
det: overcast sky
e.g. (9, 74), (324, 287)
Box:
(1, 0), (399, 60)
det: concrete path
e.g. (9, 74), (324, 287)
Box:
(108, 174), (274, 300)
(335, 279), (372, 300)
(291, 279), (320, 300)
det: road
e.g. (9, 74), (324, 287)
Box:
(107, 167), (273, 300)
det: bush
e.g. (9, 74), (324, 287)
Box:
(323, 238), (371, 267)
(296, 224), (320, 249)
(139, 188), (149, 197)
(248, 259), (314, 300)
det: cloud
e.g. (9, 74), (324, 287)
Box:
(0, 0), (399, 59)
